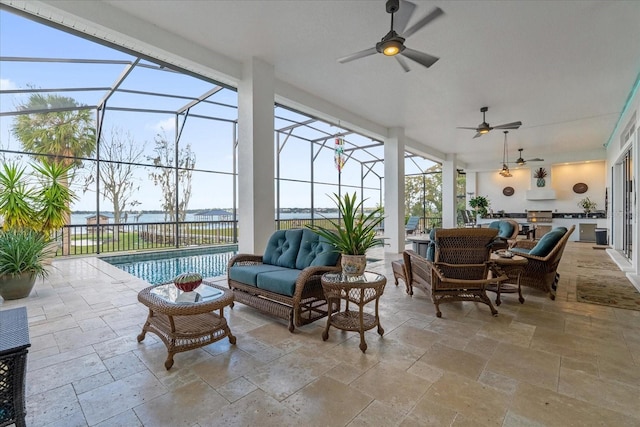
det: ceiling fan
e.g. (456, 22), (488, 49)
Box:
(458, 106), (522, 138)
(337, 0), (444, 72)
(512, 148), (544, 166)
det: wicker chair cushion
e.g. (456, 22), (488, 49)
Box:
(489, 220), (516, 239)
(228, 264), (291, 286)
(510, 247), (530, 255)
(256, 269), (304, 296)
(296, 229), (340, 269)
(263, 229), (303, 268)
(425, 228), (437, 261)
(529, 227), (567, 256)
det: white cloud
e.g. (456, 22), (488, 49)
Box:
(0, 78), (17, 90)
(148, 117), (176, 133)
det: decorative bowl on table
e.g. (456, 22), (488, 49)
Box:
(173, 272), (203, 292)
(496, 250), (514, 259)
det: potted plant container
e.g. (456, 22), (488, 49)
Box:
(0, 228), (49, 300)
(306, 192), (384, 276)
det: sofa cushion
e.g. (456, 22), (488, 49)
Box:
(529, 228), (567, 257)
(510, 247), (530, 255)
(256, 269), (303, 296)
(229, 264), (291, 287)
(296, 229), (340, 269)
(263, 229), (303, 268)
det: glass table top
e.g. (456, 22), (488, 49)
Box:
(150, 282), (224, 304)
(322, 271), (385, 284)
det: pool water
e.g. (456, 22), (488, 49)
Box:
(103, 246), (237, 285)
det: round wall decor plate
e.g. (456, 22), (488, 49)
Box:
(573, 183), (588, 194)
(502, 186), (515, 196)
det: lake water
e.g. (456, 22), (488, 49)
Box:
(69, 211), (330, 225)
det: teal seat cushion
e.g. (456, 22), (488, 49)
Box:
(426, 228), (437, 262)
(489, 221), (514, 238)
(529, 229), (567, 256)
(296, 229), (340, 269)
(256, 269), (303, 296)
(229, 264), (291, 287)
(510, 247), (530, 255)
(498, 221), (515, 238)
(263, 229), (303, 268)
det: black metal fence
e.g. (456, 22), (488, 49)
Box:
(52, 220), (238, 256)
(50, 215), (443, 257)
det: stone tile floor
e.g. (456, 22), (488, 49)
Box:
(1, 242), (639, 426)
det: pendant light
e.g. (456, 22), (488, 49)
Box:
(499, 131), (512, 177)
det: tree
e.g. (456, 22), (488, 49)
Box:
(11, 93), (96, 254)
(12, 93), (96, 171)
(147, 131), (195, 222)
(84, 127), (145, 223)
(404, 164), (442, 218)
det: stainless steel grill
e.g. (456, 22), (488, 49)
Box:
(527, 210), (553, 223)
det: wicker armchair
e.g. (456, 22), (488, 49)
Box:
(430, 228), (507, 318)
(509, 225), (575, 300)
(404, 228), (507, 318)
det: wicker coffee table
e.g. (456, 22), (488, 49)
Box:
(137, 281), (236, 369)
(320, 272), (386, 353)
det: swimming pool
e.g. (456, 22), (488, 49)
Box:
(102, 245), (238, 285)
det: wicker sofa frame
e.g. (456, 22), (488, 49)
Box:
(509, 225), (575, 299)
(227, 229), (341, 332)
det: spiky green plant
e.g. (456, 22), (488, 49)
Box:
(306, 192), (384, 255)
(0, 228), (49, 279)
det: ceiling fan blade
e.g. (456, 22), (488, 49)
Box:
(400, 47), (439, 68)
(395, 56), (411, 72)
(395, 0), (417, 34)
(527, 158), (544, 162)
(473, 132), (483, 139)
(493, 121), (522, 130)
(457, 126), (480, 130)
(402, 6), (444, 38)
(338, 47), (377, 64)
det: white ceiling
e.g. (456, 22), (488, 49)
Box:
(21, 1), (640, 170)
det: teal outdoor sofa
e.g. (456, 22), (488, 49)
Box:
(227, 229), (341, 332)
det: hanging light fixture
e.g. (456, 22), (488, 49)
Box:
(499, 131), (512, 177)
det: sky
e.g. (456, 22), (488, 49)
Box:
(0, 8), (436, 213)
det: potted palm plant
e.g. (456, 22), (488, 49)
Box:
(0, 228), (49, 300)
(306, 192), (384, 276)
(0, 161), (76, 298)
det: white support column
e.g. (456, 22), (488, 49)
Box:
(442, 154), (457, 228)
(237, 57), (275, 253)
(384, 128), (405, 253)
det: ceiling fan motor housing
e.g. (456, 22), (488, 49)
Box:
(386, 0), (400, 14)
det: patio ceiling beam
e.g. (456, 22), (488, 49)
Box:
(0, 56), (133, 65)
(0, 105), (94, 117)
(177, 86), (224, 114)
(275, 118), (315, 133)
(0, 87), (110, 95)
(343, 142), (382, 152)
(98, 58), (140, 109)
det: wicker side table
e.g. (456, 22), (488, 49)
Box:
(0, 307), (30, 427)
(488, 253), (528, 305)
(320, 272), (386, 353)
(137, 281), (236, 369)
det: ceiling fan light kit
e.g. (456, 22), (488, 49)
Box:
(338, 0), (444, 72)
